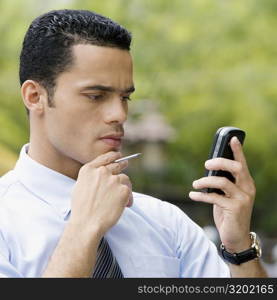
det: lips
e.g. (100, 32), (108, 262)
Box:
(99, 133), (124, 148)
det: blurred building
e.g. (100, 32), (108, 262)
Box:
(124, 99), (175, 172)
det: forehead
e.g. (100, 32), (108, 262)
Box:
(59, 44), (134, 89)
(70, 44), (133, 74)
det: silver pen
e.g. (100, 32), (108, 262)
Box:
(114, 153), (142, 163)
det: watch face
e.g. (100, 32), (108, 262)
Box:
(220, 232), (262, 265)
(251, 232), (262, 258)
(254, 242), (262, 258)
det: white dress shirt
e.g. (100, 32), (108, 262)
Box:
(0, 144), (230, 277)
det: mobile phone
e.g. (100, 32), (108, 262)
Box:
(204, 126), (246, 195)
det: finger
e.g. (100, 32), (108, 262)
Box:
(118, 173), (132, 189)
(118, 174), (133, 207)
(193, 176), (237, 197)
(230, 136), (253, 184)
(87, 151), (122, 168)
(106, 160), (129, 175)
(189, 191), (229, 208)
(205, 157), (243, 178)
(230, 136), (248, 170)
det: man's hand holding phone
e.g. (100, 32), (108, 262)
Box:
(189, 128), (256, 254)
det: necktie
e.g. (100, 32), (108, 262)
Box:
(92, 237), (124, 278)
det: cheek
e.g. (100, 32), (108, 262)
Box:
(44, 92), (103, 142)
(47, 107), (101, 143)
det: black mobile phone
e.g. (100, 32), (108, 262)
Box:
(204, 126), (246, 195)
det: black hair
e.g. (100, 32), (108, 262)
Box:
(19, 9), (132, 112)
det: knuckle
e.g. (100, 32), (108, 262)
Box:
(103, 157), (110, 164)
(119, 160), (128, 169)
(79, 165), (86, 174)
(219, 177), (228, 186)
(245, 194), (252, 203)
(249, 179), (256, 195)
(79, 164), (92, 175)
(245, 194), (254, 204)
(104, 155), (113, 164)
(238, 192), (252, 206)
(120, 184), (130, 196)
(205, 194), (212, 202)
(112, 151), (121, 160)
(120, 173), (129, 181)
(248, 187), (256, 198)
(88, 163), (96, 171)
(235, 162), (243, 173)
(98, 166), (107, 174)
(85, 162), (96, 171)
(103, 152), (119, 164)
(251, 185), (256, 197)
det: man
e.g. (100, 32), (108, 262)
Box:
(0, 9), (267, 277)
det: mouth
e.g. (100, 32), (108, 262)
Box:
(99, 133), (124, 148)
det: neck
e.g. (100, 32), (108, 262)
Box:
(28, 134), (82, 180)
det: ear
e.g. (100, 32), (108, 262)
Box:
(21, 80), (48, 115)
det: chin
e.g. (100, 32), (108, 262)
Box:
(78, 146), (121, 165)
(99, 145), (122, 154)
(78, 151), (104, 165)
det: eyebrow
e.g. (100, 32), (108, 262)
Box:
(81, 85), (135, 94)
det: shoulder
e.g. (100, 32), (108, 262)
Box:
(0, 170), (27, 217)
(0, 170), (19, 199)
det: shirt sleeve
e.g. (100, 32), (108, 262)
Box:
(0, 232), (22, 278)
(132, 194), (231, 278)
(171, 204), (231, 277)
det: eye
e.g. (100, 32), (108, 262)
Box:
(87, 94), (104, 101)
(122, 95), (132, 101)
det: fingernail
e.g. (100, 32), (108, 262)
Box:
(189, 191), (199, 198)
(192, 180), (198, 188)
(205, 160), (212, 167)
(233, 136), (240, 144)
(121, 160), (129, 167)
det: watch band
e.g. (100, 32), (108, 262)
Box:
(220, 232), (261, 265)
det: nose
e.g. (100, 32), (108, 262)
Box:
(103, 97), (128, 124)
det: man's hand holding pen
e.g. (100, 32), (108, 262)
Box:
(70, 152), (141, 238)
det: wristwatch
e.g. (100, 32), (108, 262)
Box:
(220, 232), (262, 265)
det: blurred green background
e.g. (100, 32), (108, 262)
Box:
(0, 0), (276, 266)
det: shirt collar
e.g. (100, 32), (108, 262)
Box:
(14, 144), (76, 219)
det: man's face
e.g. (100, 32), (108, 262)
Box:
(43, 44), (134, 165)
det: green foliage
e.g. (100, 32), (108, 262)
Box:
(0, 0), (276, 235)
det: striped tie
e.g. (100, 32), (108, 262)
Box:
(92, 238), (123, 278)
